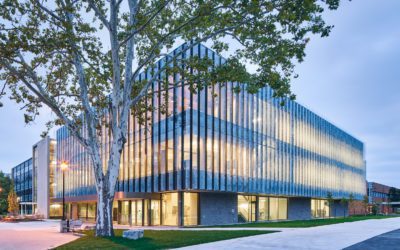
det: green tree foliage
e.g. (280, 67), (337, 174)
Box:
(7, 183), (19, 216)
(0, 0), (341, 236)
(0, 171), (12, 215)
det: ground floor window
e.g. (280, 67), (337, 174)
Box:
(151, 200), (161, 226)
(19, 204), (34, 215)
(162, 193), (179, 226)
(131, 200), (143, 226)
(87, 203), (96, 222)
(49, 203), (62, 218)
(258, 197), (288, 221)
(183, 192), (198, 226)
(78, 203), (87, 219)
(120, 201), (130, 225)
(71, 203), (97, 222)
(269, 197), (288, 220)
(238, 195), (288, 222)
(311, 199), (330, 218)
(113, 201), (118, 222)
(238, 195), (256, 222)
(258, 197), (269, 221)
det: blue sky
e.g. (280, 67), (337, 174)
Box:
(0, 0), (399, 188)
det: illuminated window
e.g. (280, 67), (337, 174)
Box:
(258, 197), (269, 221)
(162, 193), (178, 226)
(238, 195), (256, 222)
(184, 192), (198, 226)
(311, 199), (330, 218)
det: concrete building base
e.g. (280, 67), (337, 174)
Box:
(332, 200), (349, 217)
(199, 192), (238, 225)
(288, 197), (312, 220)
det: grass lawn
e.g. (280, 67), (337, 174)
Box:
(56, 229), (276, 249)
(208, 215), (400, 228)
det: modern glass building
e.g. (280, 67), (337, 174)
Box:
(11, 137), (60, 218)
(11, 158), (34, 215)
(54, 43), (366, 226)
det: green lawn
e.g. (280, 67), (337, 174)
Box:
(56, 229), (275, 250)
(208, 215), (399, 228)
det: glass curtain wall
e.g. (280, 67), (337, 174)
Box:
(11, 158), (34, 215)
(55, 42), (366, 204)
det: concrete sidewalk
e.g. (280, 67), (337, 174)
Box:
(176, 217), (400, 250)
(0, 220), (79, 250)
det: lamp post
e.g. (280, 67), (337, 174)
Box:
(60, 162), (68, 221)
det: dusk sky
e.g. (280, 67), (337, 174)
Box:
(0, 0), (399, 188)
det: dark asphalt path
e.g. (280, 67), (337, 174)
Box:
(344, 229), (400, 250)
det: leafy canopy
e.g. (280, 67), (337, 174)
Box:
(0, 0), (340, 136)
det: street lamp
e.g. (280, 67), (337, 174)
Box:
(60, 162), (68, 221)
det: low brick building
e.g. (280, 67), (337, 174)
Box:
(348, 181), (400, 215)
(349, 200), (367, 216)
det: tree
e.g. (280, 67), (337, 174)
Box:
(362, 195), (369, 216)
(7, 183), (19, 216)
(326, 191), (334, 217)
(0, 171), (12, 215)
(0, 0), (341, 236)
(340, 197), (348, 217)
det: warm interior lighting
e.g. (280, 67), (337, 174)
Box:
(60, 161), (69, 171)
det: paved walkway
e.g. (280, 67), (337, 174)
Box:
(344, 229), (400, 250)
(0, 220), (79, 250)
(177, 217), (400, 250)
(1, 217), (399, 250)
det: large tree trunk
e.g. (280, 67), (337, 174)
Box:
(95, 184), (114, 237)
(93, 135), (123, 237)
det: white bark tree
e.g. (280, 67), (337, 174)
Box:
(0, 0), (340, 236)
